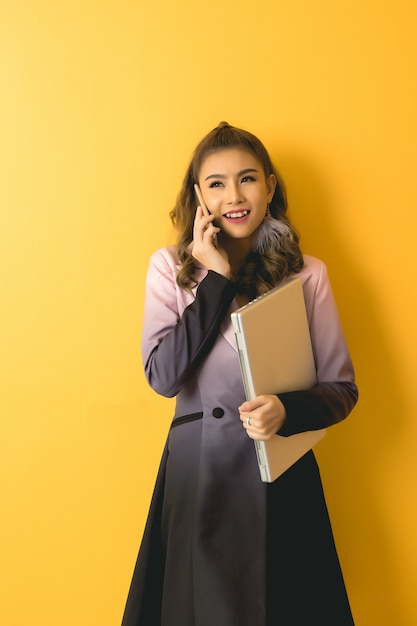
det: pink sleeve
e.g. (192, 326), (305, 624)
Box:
(302, 257), (355, 385)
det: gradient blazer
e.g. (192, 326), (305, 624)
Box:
(122, 246), (358, 626)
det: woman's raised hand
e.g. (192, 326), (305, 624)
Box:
(192, 206), (231, 279)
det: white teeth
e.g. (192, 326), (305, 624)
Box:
(225, 210), (249, 219)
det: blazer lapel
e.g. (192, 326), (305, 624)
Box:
(220, 300), (239, 352)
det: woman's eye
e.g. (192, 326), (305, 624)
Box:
(209, 181), (223, 188)
(241, 176), (255, 183)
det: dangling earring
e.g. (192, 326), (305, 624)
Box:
(251, 204), (292, 255)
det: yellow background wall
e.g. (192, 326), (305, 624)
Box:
(1, 1), (416, 624)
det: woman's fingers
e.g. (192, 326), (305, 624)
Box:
(192, 207), (230, 278)
(239, 395), (286, 440)
(193, 206), (217, 244)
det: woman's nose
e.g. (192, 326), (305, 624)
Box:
(226, 182), (244, 204)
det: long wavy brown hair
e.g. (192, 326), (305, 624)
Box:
(170, 122), (304, 300)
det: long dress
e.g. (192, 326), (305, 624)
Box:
(121, 246), (358, 626)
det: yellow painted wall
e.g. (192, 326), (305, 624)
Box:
(1, 1), (416, 624)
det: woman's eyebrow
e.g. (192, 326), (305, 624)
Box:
(204, 168), (259, 181)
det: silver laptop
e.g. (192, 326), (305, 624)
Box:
(231, 277), (326, 482)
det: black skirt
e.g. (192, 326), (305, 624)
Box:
(121, 441), (354, 626)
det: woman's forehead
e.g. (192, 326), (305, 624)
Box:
(198, 148), (262, 177)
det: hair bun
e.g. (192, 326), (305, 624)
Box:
(217, 121), (230, 129)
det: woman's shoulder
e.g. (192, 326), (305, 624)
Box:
(297, 254), (331, 289)
(302, 253), (326, 270)
(300, 254), (328, 277)
(148, 245), (181, 272)
(144, 247), (182, 290)
(149, 244), (205, 279)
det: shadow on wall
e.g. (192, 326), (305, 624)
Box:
(277, 150), (406, 624)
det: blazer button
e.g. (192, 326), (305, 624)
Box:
(212, 407), (224, 419)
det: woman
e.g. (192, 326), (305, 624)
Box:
(122, 122), (358, 625)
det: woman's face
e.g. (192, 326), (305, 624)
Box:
(197, 148), (276, 245)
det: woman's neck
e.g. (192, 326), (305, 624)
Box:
(220, 235), (252, 275)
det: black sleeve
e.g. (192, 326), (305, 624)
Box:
(144, 271), (236, 397)
(277, 381), (359, 436)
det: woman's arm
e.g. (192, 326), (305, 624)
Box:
(141, 250), (236, 398)
(239, 257), (358, 438)
(278, 381), (358, 436)
(278, 258), (358, 435)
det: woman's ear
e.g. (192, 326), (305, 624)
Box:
(267, 174), (276, 202)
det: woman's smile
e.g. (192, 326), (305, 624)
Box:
(223, 209), (251, 221)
